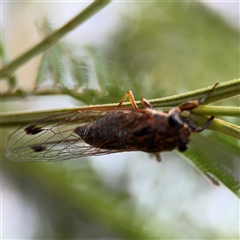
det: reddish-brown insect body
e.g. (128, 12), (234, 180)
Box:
(74, 110), (188, 159)
(6, 83), (218, 162)
(74, 83), (217, 161)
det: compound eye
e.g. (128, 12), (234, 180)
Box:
(168, 115), (179, 127)
(178, 145), (187, 152)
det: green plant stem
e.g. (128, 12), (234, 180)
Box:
(192, 106), (240, 117)
(0, 105), (239, 127)
(0, 0), (111, 79)
(148, 78), (240, 108)
(1, 78), (239, 105)
(1, 79), (240, 126)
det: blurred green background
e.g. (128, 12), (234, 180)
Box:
(1, 1), (239, 239)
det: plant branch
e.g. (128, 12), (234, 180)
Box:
(192, 106), (240, 118)
(0, 0), (111, 79)
(1, 79), (239, 126)
(147, 78), (240, 108)
(1, 78), (239, 105)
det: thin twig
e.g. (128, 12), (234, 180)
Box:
(0, 0), (111, 79)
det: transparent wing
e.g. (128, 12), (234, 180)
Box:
(6, 108), (133, 162)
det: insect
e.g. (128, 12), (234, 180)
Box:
(6, 83), (218, 162)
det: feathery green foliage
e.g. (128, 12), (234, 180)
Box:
(1, 1), (239, 239)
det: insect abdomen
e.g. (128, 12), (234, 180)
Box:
(74, 111), (134, 150)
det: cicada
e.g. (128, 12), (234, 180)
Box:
(6, 83), (218, 162)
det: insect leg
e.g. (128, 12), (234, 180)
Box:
(168, 83), (218, 127)
(118, 90), (153, 109)
(198, 82), (219, 104)
(173, 82), (219, 113)
(155, 153), (161, 162)
(118, 90), (138, 108)
(184, 116), (214, 132)
(141, 98), (153, 109)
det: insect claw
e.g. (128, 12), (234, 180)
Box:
(198, 116), (215, 132)
(198, 82), (219, 105)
